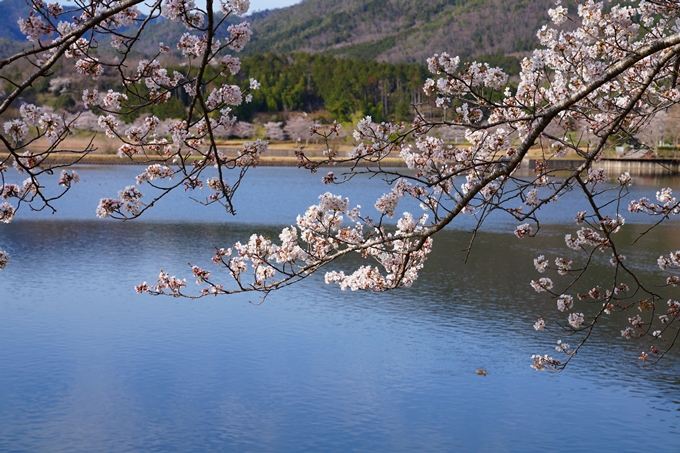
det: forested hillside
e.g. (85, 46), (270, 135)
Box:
(0, 0), (552, 62)
(246, 0), (554, 62)
(0, 0), (30, 41)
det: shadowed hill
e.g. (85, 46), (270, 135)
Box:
(0, 0), (31, 41)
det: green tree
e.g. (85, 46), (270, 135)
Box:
(53, 93), (76, 112)
(152, 98), (186, 120)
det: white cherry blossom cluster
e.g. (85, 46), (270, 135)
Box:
(112, 5), (140, 27)
(0, 202), (16, 223)
(555, 340), (570, 354)
(96, 186), (144, 218)
(64, 37), (90, 59)
(658, 250), (680, 271)
(13, 151), (44, 173)
(136, 271), (187, 297)
(556, 294), (574, 312)
(226, 22), (252, 52)
(530, 278), (554, 293)
(374, 179), (416, 218)
(161, 0), (204, 29)
(82, 89), (100, 108)
(102, 90), (128, 111)
(4, 104), (67, 146)
(568, 312), (585, 329)
(3, 120), (28, 144)
(17, 12), (52, 42)
(135, 60), (184, 95)
(323, 214), (432, 291)
(530, 354), (560, 371)
(98, 115), (119, 139)
(1, 183), (21, 200)
(234, 139), (268, 167)
(58, 170), (79, 187)
(564, 227), (608, 251)
(629, 189), (680, 215)
(0, 249), (9, 270)
(221, 0), (250, 16)
(205, 84), (243, 110)
(221, 55), (241, 75)
(75, 58), (103, 80)
(349, 117), (406, 160)
(138, 190), (433, 296)
(136, 165), (174, 185)
(514, 224), (533, 239)
(178, 33), (207, 59)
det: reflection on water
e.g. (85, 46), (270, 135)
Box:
(0, 166), (679, 452)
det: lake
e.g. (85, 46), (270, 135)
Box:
(1, 165), (679, 452)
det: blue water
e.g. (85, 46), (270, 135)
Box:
(0, 166), (678, 452)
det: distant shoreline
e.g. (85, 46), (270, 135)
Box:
(2, 152), (679, 175)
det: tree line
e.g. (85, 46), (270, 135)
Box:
(184, 52), (430, 123)
(1, 52), (428, 123)
(1, 50), (522, 127)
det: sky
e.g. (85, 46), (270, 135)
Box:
(249, 0), (302, 13)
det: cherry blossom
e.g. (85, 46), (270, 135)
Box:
(3, 0), (680, 373)
(534, 255), (549, 273)
(3, 120), (28, 144)
(0, 249), (9, 270)
(17, 12), (52, 42)
(0, 203), (16, 223)
(530, 354), (560, 371)
(568, 313), (585, 329)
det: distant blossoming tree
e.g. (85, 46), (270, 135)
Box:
(283, 115), (313, 144)
(263, 121), (286, 141)
(231, 120), (255, 139)
(2, 0), (680, 371)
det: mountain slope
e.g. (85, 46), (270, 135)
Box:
(247, 0), (554, 62)
(0, 0), (33, 41)
(0, 0), (553, 63)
